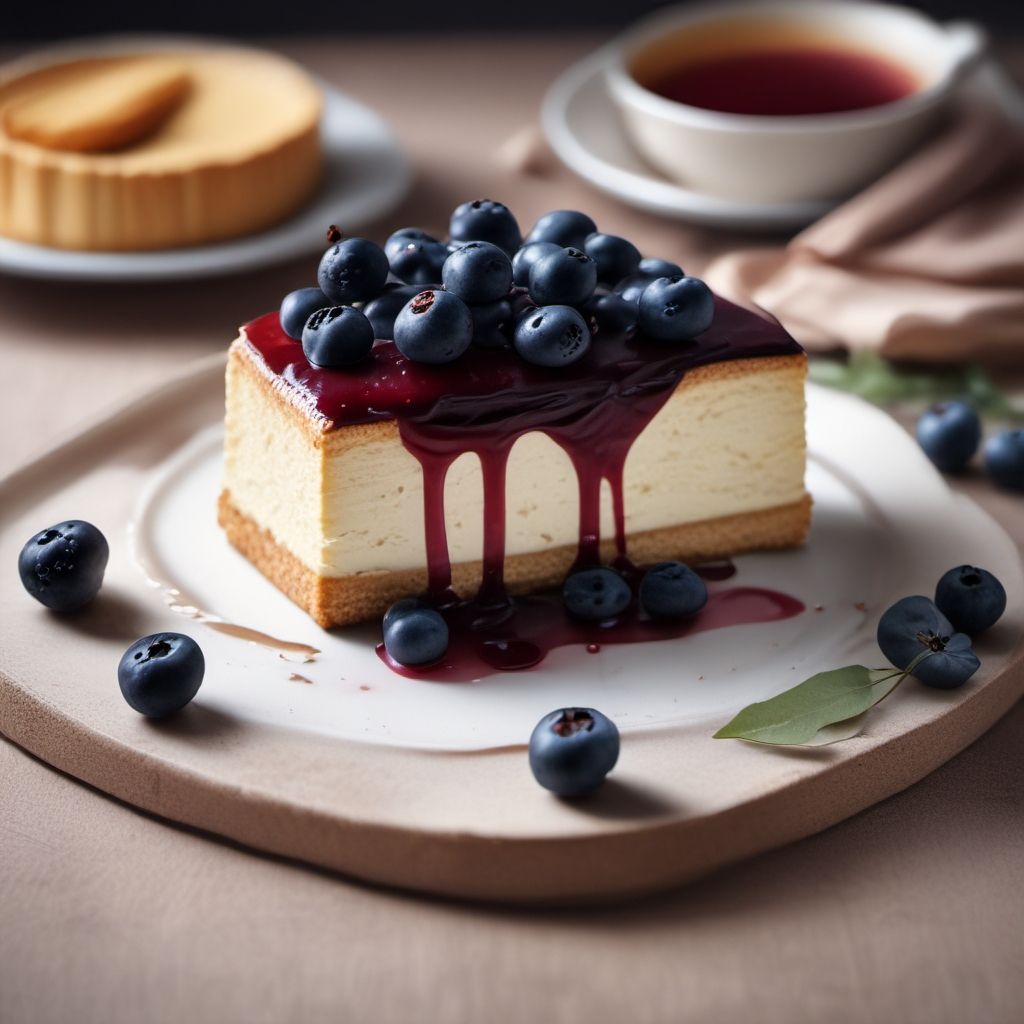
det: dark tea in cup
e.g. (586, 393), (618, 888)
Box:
(630, 20), (920, 117)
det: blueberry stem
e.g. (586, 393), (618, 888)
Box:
(867, 667), (909, 711)
(904, 648), (937, 675)
(914, 631), (948, 653)
(868, 648), (937, 712)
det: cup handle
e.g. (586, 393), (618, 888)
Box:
(944, 21), (987, 83)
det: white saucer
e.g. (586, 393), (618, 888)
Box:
(541, 45), (831, 232)
(541, 46), (1023, 232)
(0, 40), (411, 282)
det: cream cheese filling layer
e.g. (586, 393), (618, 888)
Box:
(223, 353), (807, 579)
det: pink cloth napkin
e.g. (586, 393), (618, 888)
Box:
(705, 94), (1024, 363)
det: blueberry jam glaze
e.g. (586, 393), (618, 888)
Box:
(378, 569), (803, 683)
(242, 296), (805, 678)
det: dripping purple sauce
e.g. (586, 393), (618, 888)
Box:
(375, 568), (802, 683)
(242, 295), (805, 678)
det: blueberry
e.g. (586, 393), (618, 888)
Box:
(469, 298), (513, 349)
(524, 210), (597, 249)
(117, 633), (204, 717)
(638, 276), (715, 342)
(279, 287), (329, 341)
(509, 288), (538, 320)
(639, 561), (708, 621)
(527, 247), (598, 307)
(302, 306), (374, 367)
(382, 596), (428, 632)
(394, 289), (473, 364)
(317, 237), (389, 305)
(528, 707), (620, 797)
(586, 292), (638, 338)
(384, 227), (438, 263)
(511, 240), (561, 287)
(614, 274), (654, 306)
(935, 565), (1006, 635)
(449, 199), (521, 254)
(383, 606), (449, 666)
(362, 284), (425, 340)
(583, 233), (641, 285)
(389, 236), (448, 286)
(18, 520), (108, 612)
(562, 566), (631, 620)
(442, 241), (513, 303)
(876, 595), (980, 689)
(639, 257), (683, 278)
(513, 305), (591, 368)
(916, 401), (981, 473)
(614, 260), (685, 305)
(983, 429), (1024, 492)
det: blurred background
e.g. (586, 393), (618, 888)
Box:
(1, 5), (1023, 1019)
(6, 0), (1024, 35)
(0, 0), (1021, 478)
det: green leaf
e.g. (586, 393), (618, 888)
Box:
(809, 353), (1024, 421)
(794, 712), (871, 747)
(713, 666), (905, 746)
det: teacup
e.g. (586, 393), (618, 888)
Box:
(605, 0), (985, 203)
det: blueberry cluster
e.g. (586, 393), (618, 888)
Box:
(278, 201), (715, 371)
(916, 400), (1024, 492)
(561, 560), (708, 623)
(877, 563), (1006, 689)
(382, 559), (708, 671)
(17, 519), (206, 718)
(381, 557), (709, 798)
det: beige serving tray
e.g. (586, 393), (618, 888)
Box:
(1, 354), (1021, 903)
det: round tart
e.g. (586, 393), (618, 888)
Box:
(0, 46), (323, 251)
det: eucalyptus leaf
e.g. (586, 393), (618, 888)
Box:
(713, 666), (904, 746)
(794, 713), (870, 747)
(808, 353), (1023, 420)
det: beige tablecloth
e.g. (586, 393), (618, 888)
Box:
(1, 35), (1022, 1024)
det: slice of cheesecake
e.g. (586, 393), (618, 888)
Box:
(219, 297), (810, 628)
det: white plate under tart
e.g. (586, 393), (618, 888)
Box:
(0, 36), (411, 282)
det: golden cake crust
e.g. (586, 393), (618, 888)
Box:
(218, 489), (812, 629)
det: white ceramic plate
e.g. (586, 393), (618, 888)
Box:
(129, 380), (1021, 750)
(3, 357), (1022, 901)
(0, 38), (411, 282)
(541, 47), (1024, 231)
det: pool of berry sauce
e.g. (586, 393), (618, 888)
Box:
(243, 298), (805, 679)
(375, 560), (805, 684)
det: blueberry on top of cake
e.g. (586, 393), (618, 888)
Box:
(220, 202), (809, 635)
